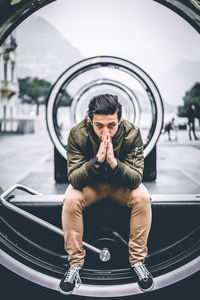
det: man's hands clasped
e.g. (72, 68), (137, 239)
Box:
(96, 129), (117, 169)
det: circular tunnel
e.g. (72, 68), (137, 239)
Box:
(0, 0), (200, 298)
(46, 55), (164, 159)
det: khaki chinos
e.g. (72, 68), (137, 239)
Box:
(62, 182), (152, 268)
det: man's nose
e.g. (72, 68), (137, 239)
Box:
(103, 127), (109, 134)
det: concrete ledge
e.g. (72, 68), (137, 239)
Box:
(7, 193), (200, 206)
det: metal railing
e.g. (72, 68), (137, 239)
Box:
(0, 184), (111, 260)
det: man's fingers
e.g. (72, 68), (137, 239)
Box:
(107, 140), (111, 152)
(107, 141), (114, 156)
(106, 143), (109, 153)
(106, 132), (110, 141)
(101, 139), (108, 151)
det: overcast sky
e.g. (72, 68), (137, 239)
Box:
(35, 0), (200, 78)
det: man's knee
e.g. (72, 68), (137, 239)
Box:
(138, 193), (151, 207)
(131, 189), (151, 209)
(63, 189), (84, 212)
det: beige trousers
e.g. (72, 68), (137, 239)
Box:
(62, 183), (152, 268)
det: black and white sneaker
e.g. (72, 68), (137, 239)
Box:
(58, 266), (82, 295)
(132, 262), (154, 292)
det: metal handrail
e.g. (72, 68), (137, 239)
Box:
(0, 184), (103, 255)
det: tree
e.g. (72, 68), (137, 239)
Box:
(178, 82), (200, 122)
(18, 77), (52, 115)
(59, 89), (73, 107)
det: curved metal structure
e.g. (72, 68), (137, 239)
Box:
(1, 251), (199, 297)
(0, 0), (200, 297)
(0, 0), (199, 47)
(1, 185), (200, 296)
(70, 78), (141, 127)
(46, 56), (164, 159)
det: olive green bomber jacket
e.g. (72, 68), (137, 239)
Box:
(66, 118), (144, 190)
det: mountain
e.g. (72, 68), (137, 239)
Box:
(156, 60), (200, 106)
(16, 17), (200, 114)
(16, 15), (83, 83)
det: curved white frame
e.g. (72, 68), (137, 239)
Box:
(0, 250), (199, 297)
(70, 78), (141, 126)
(47, 56), (163, 159)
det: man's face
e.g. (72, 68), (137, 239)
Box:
(91, 112), (120, 140)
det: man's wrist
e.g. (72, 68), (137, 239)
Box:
(92, 155), (103, 168)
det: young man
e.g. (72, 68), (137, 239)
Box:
(59, 94), (154, 295)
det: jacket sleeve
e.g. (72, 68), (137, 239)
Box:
(112, 128), (144, 190)
(67, 129), (102, 190)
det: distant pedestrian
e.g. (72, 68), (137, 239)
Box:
(187, 105), (198, 140)
(164, 117), (177, 141)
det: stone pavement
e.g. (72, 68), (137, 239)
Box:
(0, 123), (200, 195)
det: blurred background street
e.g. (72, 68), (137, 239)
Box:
(0, 119), (199, 195)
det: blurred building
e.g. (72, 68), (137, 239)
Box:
(0, 31), (19, 132)
(0, 32), (36, 134)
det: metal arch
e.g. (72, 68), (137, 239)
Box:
(0, 0), (199, 47)
(46, 56), (164, 159)
(154, 0), (200, 33)
(0, 250), (200, 297)
(0, 1), (199, 297)
(0, 0), (56, 45)
(68, 78), (141, 127)
(1, 186), (200, 296)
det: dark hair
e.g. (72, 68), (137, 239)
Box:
(88, 94), (122, 121)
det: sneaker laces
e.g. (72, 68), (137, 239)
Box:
(64, 266), (82, 288)
(133, 262), (151, 282)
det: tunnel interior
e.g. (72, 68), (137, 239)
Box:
(0, 0), (200, 297)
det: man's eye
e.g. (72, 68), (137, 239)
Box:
(108, 124), (115, 128)
(97, 124), (103, 128)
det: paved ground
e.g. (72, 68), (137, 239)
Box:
(0, 121), (200, 195)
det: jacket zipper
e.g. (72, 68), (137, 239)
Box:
(105, 161), (108, 180)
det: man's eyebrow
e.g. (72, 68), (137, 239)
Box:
(94, 121), (117, 124)
(94, 122), (103, 125)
